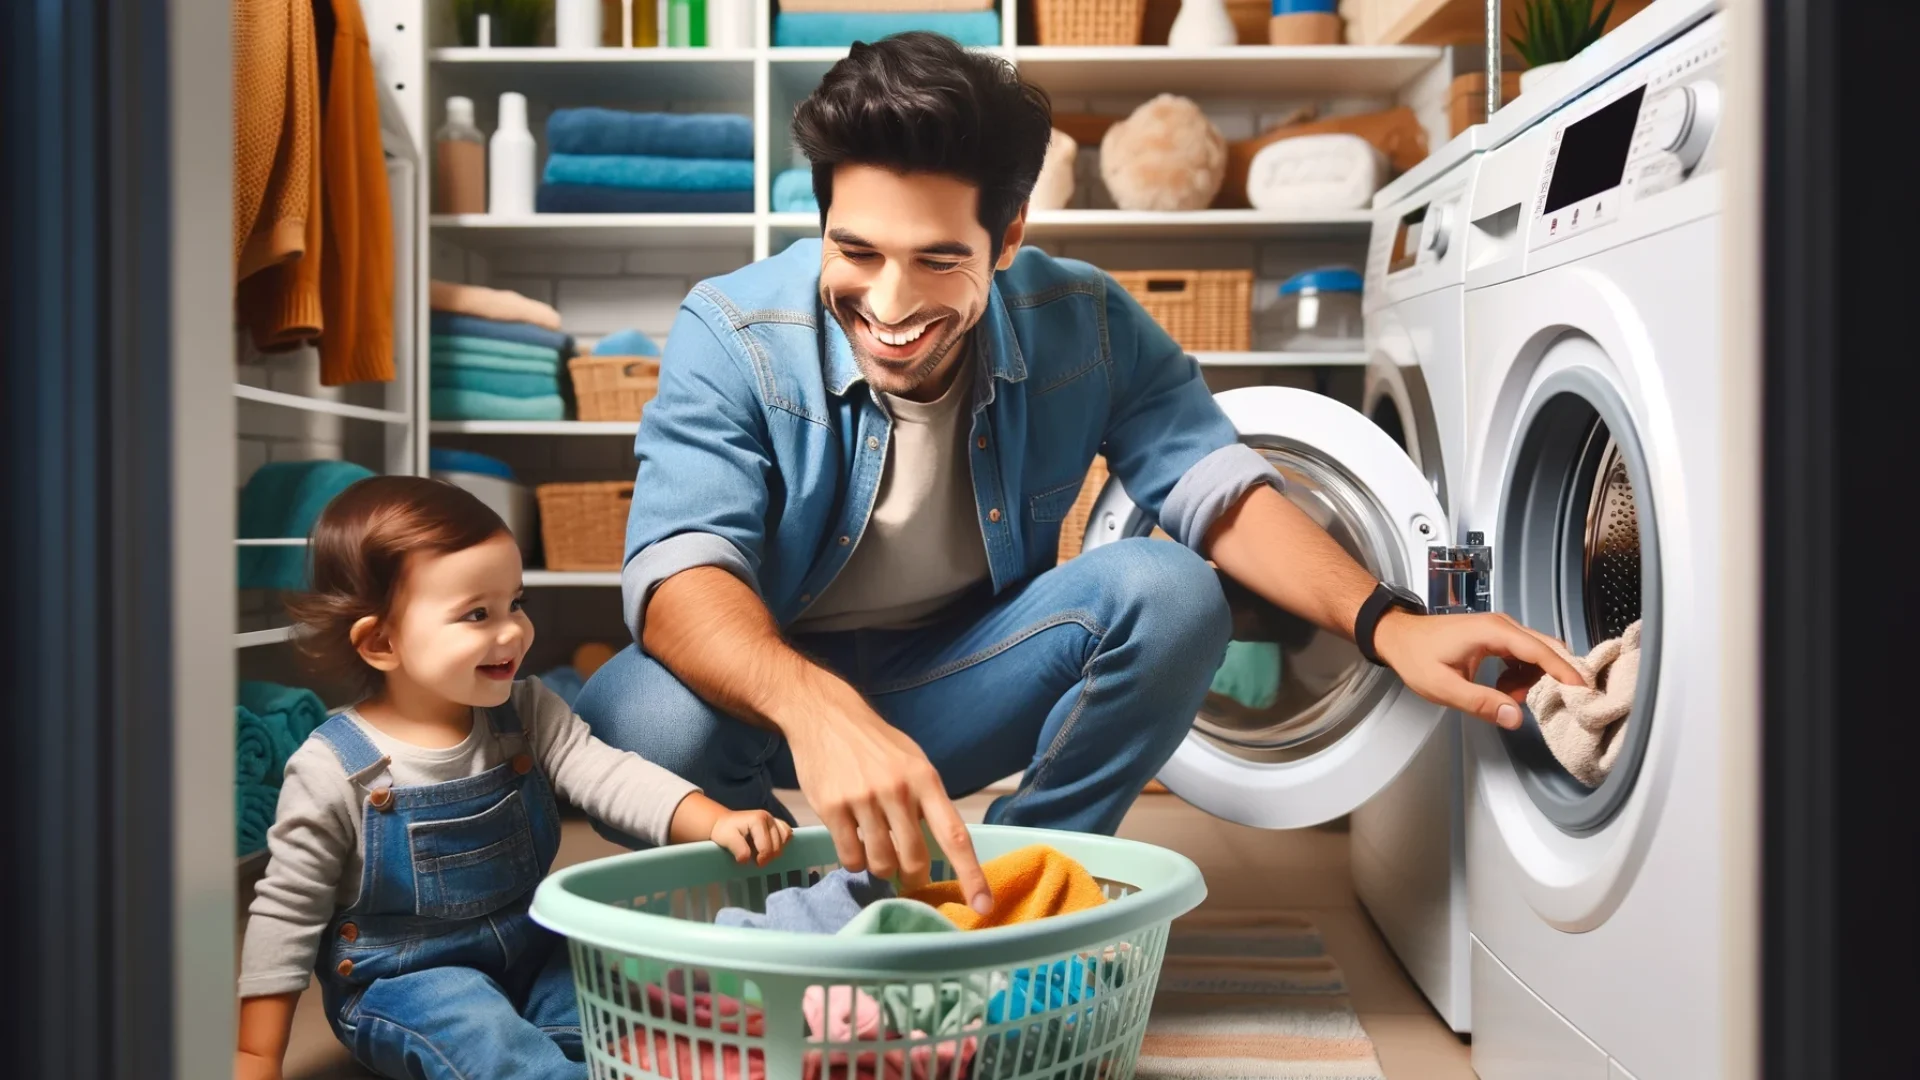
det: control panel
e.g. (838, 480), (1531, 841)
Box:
(1530, 15), (1725, 251)
(1366, 177), (1471, 308)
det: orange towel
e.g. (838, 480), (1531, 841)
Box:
(906, 845), (1106, 931)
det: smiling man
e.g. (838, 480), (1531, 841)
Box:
(574, 32), (1581, 910)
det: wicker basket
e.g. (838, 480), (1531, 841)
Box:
(1035, 0), (1146, 44)
(535, 481), (633, 571)
(1057, 454), (1110, 563)
(568, 355), (661, 422)
(1111, 269), (1253, 353)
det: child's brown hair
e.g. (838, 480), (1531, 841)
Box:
(285, 476), (511, 697)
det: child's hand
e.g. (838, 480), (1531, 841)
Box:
(711, 810), (793, 866)
(234, 1049), (282, 1080)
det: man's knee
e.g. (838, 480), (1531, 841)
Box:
(1081, 538), (1231, 649)
(573, 645), (782, 791)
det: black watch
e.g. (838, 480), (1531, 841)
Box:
(1354, 582), (1426, 667)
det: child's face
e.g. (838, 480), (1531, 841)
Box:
(386, 532), (533, 708)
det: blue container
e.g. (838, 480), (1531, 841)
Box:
(1272, 0), (1337, 14)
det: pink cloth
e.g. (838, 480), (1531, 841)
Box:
(802, 985), (978, 1080)
(615, 982), (768, 1080)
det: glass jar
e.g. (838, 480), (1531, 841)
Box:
(1255, 267), (1364, 352)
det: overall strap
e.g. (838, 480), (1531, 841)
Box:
(310, 715), (395, 795)
(485, 687), (526, 738)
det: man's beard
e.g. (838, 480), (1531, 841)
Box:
(827, 293), (974, 398)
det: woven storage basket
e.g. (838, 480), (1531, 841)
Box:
(1057, 455), (1110, 564)
(1111, 269), (1253, 352)
(568, 355), (661, 422)
(1035, 0), (1146, 44)
(535, 481), (632, 571)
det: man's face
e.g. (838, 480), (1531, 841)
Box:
(819, 164), (1024, 402)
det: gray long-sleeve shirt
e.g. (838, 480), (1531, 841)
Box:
(238, 678), (697, 997)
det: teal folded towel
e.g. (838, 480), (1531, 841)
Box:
(430, 311), (573, 354)
(429, 333), (562, 365)
(237, 783), (279, 858)
(430, 349), (563, 377)
(543, 153), (754, 193)
(432, 365), (562, 398)
(1210, 639), (1282, 710)
(235, 709), (276, 788)
(773, 168), (818, 213)
(547, 108), (754, 161)
(238, 460), (378, 590)
(772, 12), (1001, 46)
(239, 680), (329, 774)
(431, 388), (567, 421)
(592, 328), (661, 356)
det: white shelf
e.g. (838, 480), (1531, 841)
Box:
(235, 537), (310, 546)
(1194, 351), (1367, 367)
(767, 208), (1372, 242)
(234, 384), (410, 424)
(524, 570), (622, 587)
(431, 420), (639, 435)
(235, 626), (297, 648)
(430, 213), (755, 250)
(1012, 45), (1444, 97)
(429, 47), (756, 100)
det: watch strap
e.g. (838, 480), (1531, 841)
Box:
(1355, 582), (1421, 666)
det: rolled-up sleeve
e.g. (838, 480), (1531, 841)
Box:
(622, 300), (774, 648)
(1098, 276), (1281, 550)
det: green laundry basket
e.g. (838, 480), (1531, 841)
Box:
(531, 823), (1206, 1080)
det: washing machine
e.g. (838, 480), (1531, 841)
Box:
(1345, 129), (1489, 1036)
(1460, 2), (1732, 1077)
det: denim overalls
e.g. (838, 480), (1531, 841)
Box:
(311, 696), (586, 1080)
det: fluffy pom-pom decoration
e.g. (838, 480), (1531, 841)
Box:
(1099, 95), (1226, 212)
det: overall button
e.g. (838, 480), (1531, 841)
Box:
(338, 922), (359, 943)
(511, 753), (533, 775)
(866, 436), (879, 450)
(368, 787), (393, 811)
(988, 508), (1002, 523)
(336, 959), (355, 978)
(800, 593), (812, 603)
(976, 436), (988, 450)
(838, 535), (851, 546)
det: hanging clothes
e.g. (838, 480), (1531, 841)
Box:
(233, 0), (324, 348)
(314, 0), (394, 384)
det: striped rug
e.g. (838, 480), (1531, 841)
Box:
(1136, 912), (1385, 1080)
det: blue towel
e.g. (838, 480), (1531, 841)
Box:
(432, 366), (561, 398)
(772, 168), (819, 213)
(237, 783), (279, 858)
(429, 333), (562, 365)
(235, 709), (277, 788)
(430, 447), (517, 481)
(431, 388), (567, 421)
(714, 869), (895, 933)
(429, 350), (562, 377)
(238, 681), (330, 774)
(773, 12), (1001, 46)
(538, 666), (586, 709)
(543, 153), (754, 193)
(429, 310), (573, 354)
(237, 460), (377, 590)
(546, 108), (754, 161)
(536, 183), (754, 214)
(591, 329), (661, 357)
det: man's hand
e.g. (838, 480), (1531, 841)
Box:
(783, 684), (993, 913)
(1373, 610), (1587, 729)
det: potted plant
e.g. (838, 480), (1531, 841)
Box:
(1510, 0), (1617, 94)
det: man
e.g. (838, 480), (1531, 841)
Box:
(574, 32), (1581, 913)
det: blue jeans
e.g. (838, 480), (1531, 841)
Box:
(575, 538), (1231, 838)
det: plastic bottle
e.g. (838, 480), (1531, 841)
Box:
(556, 0), (601, 48)
(434, 97), (487, 215)
(690, 0), (707, 45)
(488, 92), (536, 217)
(668, 0), (693, 46)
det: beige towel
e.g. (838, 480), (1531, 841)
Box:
(1526, 621), (1642, 788)
(429, 280), (564, 331)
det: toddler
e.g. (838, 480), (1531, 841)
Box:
(235, 476), (790, 1080)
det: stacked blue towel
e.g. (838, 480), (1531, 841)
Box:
(239, 460), (378, 589)
(772, 12), (1001, 46)
(773, 168), (819, 213)
(235, 681), (330, 857)
(428, 311), (570, 421)
(540, 108), (753, 215)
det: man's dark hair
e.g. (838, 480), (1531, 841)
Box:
(791, 32), (1053, 259)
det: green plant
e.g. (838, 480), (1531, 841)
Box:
(1509, 0), (1617, 67)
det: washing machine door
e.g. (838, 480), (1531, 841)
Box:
(1081, 386), (1449, 829)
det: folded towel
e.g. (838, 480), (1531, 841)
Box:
(1526, 620), (1641, 787)
(430, 388), (568, 421)
(773, 168), (819, 213)
(546, 108), (754, 161)
(429, 310), (574, 354)
(429, 333), (562, 365)
(535, 184), (755, 215)
(429, 447), (517, 480)
(772, 11), (1001, 46)
(780, 0), (993, 10)
(1209, 639), (1282, 710)
(592, 329), (662, 357)
(432, 366), (562, 398)
(715, 869), (895, 933)
(428, 279), (562, 330)
(543, 153), (754, 193)
(238, 461), (378, 589)
(905, 844), (1107, 931)
(235, 708), (277, 788)
(238, 680), (330, 775)
(236, 782), (279, 858)
(429, 350), (563, 378)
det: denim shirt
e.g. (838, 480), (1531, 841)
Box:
(619, 238), (1280, 645)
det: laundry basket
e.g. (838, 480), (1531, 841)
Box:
(532, 824), (1206, 1080)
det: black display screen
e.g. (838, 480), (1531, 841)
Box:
(1543, 86), (1646, 214)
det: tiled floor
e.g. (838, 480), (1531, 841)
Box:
(250, 792), (1472, 1079)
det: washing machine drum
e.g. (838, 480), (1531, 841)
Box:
(1080, 387), (1450, 829)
